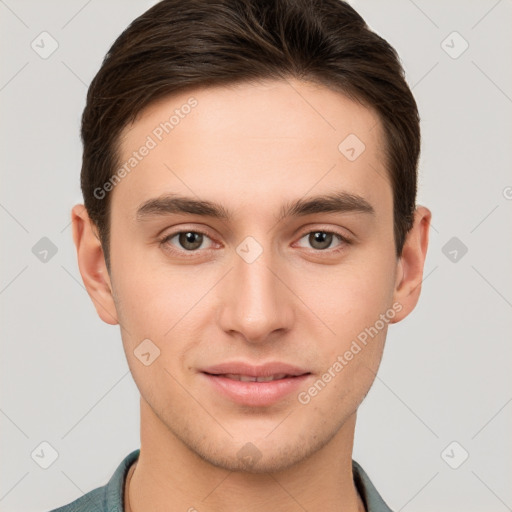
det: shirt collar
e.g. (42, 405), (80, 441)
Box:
(352, 459), (394, 512)
(107, 450), (393, 512)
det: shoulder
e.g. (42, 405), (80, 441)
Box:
(47, 486), (106, 512)
(47, 449), (140, 512)
(352, 459), (395, 512)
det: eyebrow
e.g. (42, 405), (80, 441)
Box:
(135, 190), (375, 223)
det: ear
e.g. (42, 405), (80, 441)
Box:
(390, 205), (432, 323)
(71, 204), (119, 325)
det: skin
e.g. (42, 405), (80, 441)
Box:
(71, 78), (431, 512)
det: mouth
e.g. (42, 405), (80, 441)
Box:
(199, 362), (312, 406)
(205, 372), (303, 382)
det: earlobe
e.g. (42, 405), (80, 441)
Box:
(390, 205), (432, 324)
(71, 204), (119, 326)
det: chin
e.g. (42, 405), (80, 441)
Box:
(179, 424), (340, 474)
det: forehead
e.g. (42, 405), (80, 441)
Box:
(112, 78), (390, 223)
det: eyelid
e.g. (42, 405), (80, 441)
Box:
(159, 224), (353, 255)
(159, 226), (217, 250)
(295, 225), (353, 242)
(293, 227), (352, 254)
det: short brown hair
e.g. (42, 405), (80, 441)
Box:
(81, 0), (420, 273)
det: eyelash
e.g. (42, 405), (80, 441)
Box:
(158, 228), (352, 257)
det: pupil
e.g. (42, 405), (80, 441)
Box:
(311, 231), (331, 249)
(181, 232), (202, 250)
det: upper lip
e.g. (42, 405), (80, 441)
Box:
(201, 361), (310, 378)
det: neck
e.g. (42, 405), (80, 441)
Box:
(126, 398), (366, 512)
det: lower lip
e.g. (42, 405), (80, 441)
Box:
(201, 373), (311, 407)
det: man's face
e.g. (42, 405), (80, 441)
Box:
(108, 78), (400, 472)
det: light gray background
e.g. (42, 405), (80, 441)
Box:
(1, 1), (511, 511)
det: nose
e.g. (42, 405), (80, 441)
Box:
(216, 242), (295, 344)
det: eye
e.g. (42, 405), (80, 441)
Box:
(160, 230), (214, 253)
(159, 227), (352, 257)
(295, 230), (351, 252)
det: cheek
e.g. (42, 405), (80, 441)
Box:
(123, 283), (184, 340)
(110, 232), (182, 325)
(301, 259), (395, 336)
(112, 259), (211, 378)
(300, 269), (391, 410)
(110, 257), (180, 353)
(113, 270), (193, 402)
(296, 262), (395, 402)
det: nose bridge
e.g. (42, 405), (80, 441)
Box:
(218, 237), (293, 342)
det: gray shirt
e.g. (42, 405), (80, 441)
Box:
(48, 449), (394, 512)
